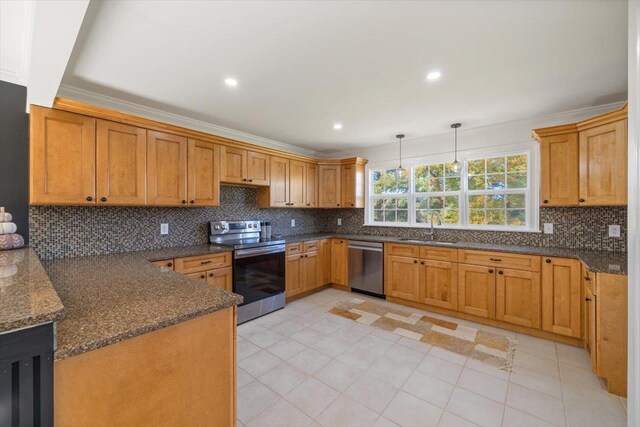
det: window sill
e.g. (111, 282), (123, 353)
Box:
(362, 222), (542, 233)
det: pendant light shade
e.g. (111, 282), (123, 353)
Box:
(396, 134), (405, 170)
(451, 123), (462, 173)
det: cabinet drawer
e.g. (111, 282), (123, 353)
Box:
(419, 246), (458, 262)
(385, 243), (420, 258)
(153, 259), (174, 270)
(303, 240), (319, 253)
(174, 252), (231, 274)
(458, 250), (541, 272)
(286, 243), (303, 255)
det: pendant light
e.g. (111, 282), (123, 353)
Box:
(451, 123), (462, 173)
(396, 134), (405, 170)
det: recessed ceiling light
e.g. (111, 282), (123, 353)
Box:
(333, 123), (343, 130)
(224, 78), (238, 87)
(426, 71), (442, 81)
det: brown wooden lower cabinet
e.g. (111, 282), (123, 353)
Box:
(330, 239), (348, 286)
(385, 255), (420, 301)
(495, 268), (541, 328)
(319, 239), (331, 285)
(286, 254), (304, 298)
(418, 259), (457, 310)
(457, 264), (496, 319)
(286, 242), (322, 298)
(55, 307), (236, 426)
(156, 252), (233, 292)
(207, 267), (233, 292)
(541, 257), (582, 338)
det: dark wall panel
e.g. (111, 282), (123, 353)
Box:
(0, 81), (29, 244)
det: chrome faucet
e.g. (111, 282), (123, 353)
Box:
(426, 211), (442, 241)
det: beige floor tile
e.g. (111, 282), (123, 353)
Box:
(265, 337), (307, 361)
(513, 350), (560, 378)
(311, 334), (353, 357)
(258, 363), (309, 396)
(562, 382), (627, 423)
(506, 383), (565, 426)
(237, 368), (254, 388)
(336, 343), (384, 369)
(289, 327), (326, 346)
(502, 406), (556, 427)
(314, 359), (366, 392)
(383, 390), (443, 427)
(374, 416), (400, 426)
(371, 328), (402, 343)
(345, 372), (399, 413)
(402, 370), (454, 408)
(438, 411), (478, 427)
(272, 319), (308, 336)
(465, 358), (510, 381)
(368, 356), (415, 389)
(331, 323), (372, 342)
(248, 329), (287, 349)
(558, 362), (605, 390)
(317, 394), (380, 427)
(457, 367), (508, 403)
(237, 381), (280, 425)
(237, 339), (262, 361)
(429, 346), (469, 366)
(509, 365), (563, 399)
(384, 343), (426, 369)
(555, 343), (591, 369)
(397, 336), (433, 353)
(285, 377), (340, 419)
(237, 322), (268, 339)
(516, 335), (558, 361)
(288, 348), (331, 375)
(447, 387), (504, 427)
(309, 318), (345, 335)
(246, 398), (313, 427)
(238, 349), (283, 378)
(417, 354), (464, 385)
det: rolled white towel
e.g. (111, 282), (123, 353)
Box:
(0, 222), (17, 234)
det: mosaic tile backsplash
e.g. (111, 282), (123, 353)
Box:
(30, 185), (626, 259)
(320, 206), (627, 252)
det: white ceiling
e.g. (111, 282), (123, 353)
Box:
(61, 0), (628, 154)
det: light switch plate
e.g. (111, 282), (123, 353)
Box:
(160, 223), (169, 235)
(337, 218), (342, 226)
(291, 219), (296, 227)
(608, 225), (621, 238)
(543, 223), (553, 234)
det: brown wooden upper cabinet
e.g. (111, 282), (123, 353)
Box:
(220, 146), (270, 185)
(533, 104), (627, 206)
(258, 157), (318, 208)
(30, 106), (97, 205)
(147, 131), (188, 206)
(319, 164), (341, 207)
(341, 162), (365, 208)
(187, 139), (220, 206)
(318, 159), (366, 208)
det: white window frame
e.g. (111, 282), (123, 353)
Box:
(364, 142), (540, 232)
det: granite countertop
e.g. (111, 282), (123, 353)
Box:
(282, 233), (628, 275)
(43, 244), (242, 360)
(0, 248), (65, 333)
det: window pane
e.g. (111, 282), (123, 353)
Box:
(468, 159), (485, 175)
(468, 195), (485, 209)
(373, 199), (383, 209)
(469, 210), (486, 224)
(507, 154), (527, 172)
(445, 162), (461, 177)
(397, 210), (408, 222)
(383, 198), (396, 209)
(373, 210), (383, 221)
(373, 168), (408, 194)
(414, 166), (430, 192)
(486, 209), (506, 225)
(429, 178), (444, 192)
(384, 210), (396, 222)
(468, 175), (485, 190)
(445, 177), (461, 191)
(486, 194), (505, 208)
(429, 196), (444, 209)
(397, 198), (408, 209)
(507, 172), (527, 188)
(416, 197), (429, 209)
(444, 196), (459, 209)
(442, 209), (459, 224)
(416, 210), (430, 223)
(506, 194), (525, 208)
(430, 164), (444, 178)
(487, 174), (506, 190)
(487, 157), (506, 174)
(507, 209), (526, 225)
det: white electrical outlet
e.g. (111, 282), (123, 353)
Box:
(160, 223), (169, 235)
(543, 223), (554, 234)
(608, 225), (621, 238)
(337, 218), (342, 226)
(291, 219), (296, 227)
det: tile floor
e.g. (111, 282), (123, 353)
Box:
(236, 289), (627, 427)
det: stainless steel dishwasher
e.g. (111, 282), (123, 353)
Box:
(348, 240), (384, 298)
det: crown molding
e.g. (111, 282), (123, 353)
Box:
(56, 84), (324, 158)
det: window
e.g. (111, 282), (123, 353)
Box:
(366, 149), (535, 231)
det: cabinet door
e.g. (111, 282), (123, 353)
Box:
(541, 257), (581, 338)
(330, 239), (348, 285)
(269, 156), (289, 207)
(341, 163), (356, 208)
(304, 162), (318, 207)
(289, 160), (305, 207)
(458, 264), (496, 319)
(147, 131), (187, 206)
(319, 239), (332, 285)
(496, 268), (541, 328)
(303, 252), (319, 291)
(385, 255), (420, 301)
(187, 140), (219, 206)
(207, 267), (232, 292)
(286, 254), (303, 298)
(319, 165), (341, 207)
(96, 120), (147, 205)
(585, 286), (597, 372)
(247, 151), (270, 185)
(30, 106), (96, 205)
(219, 146), (247, 184)
(187, 271), (208, 282)
(419, 260), (457, 310)
(540, 133), (579, 206)
(579, 120), (627, 205)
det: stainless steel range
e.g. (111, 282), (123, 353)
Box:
(209, 221), (286, 324)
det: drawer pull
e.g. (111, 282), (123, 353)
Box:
(488, 269), (494, 273)
(543, 199), (548, 204)
(545, 259), (552, 263)
(209, 273), (214, 277)
(585, 297), (592, 302)
(489, 258), (502, 262)
(200, 274), (206, 279)
(167, 262), (173, 267)
(200, 260), (212, 265)
(498, 271), (504, 275)
(584, 277), (591, 281)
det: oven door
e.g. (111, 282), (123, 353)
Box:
(233, 245), (285, 306)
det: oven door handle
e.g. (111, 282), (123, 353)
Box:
(234, 245), (286, 259)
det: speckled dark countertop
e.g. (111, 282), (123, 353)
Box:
(282, 233), (628, 275)
(42, 244), (242, 360)
(0, 248), (65, 333)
